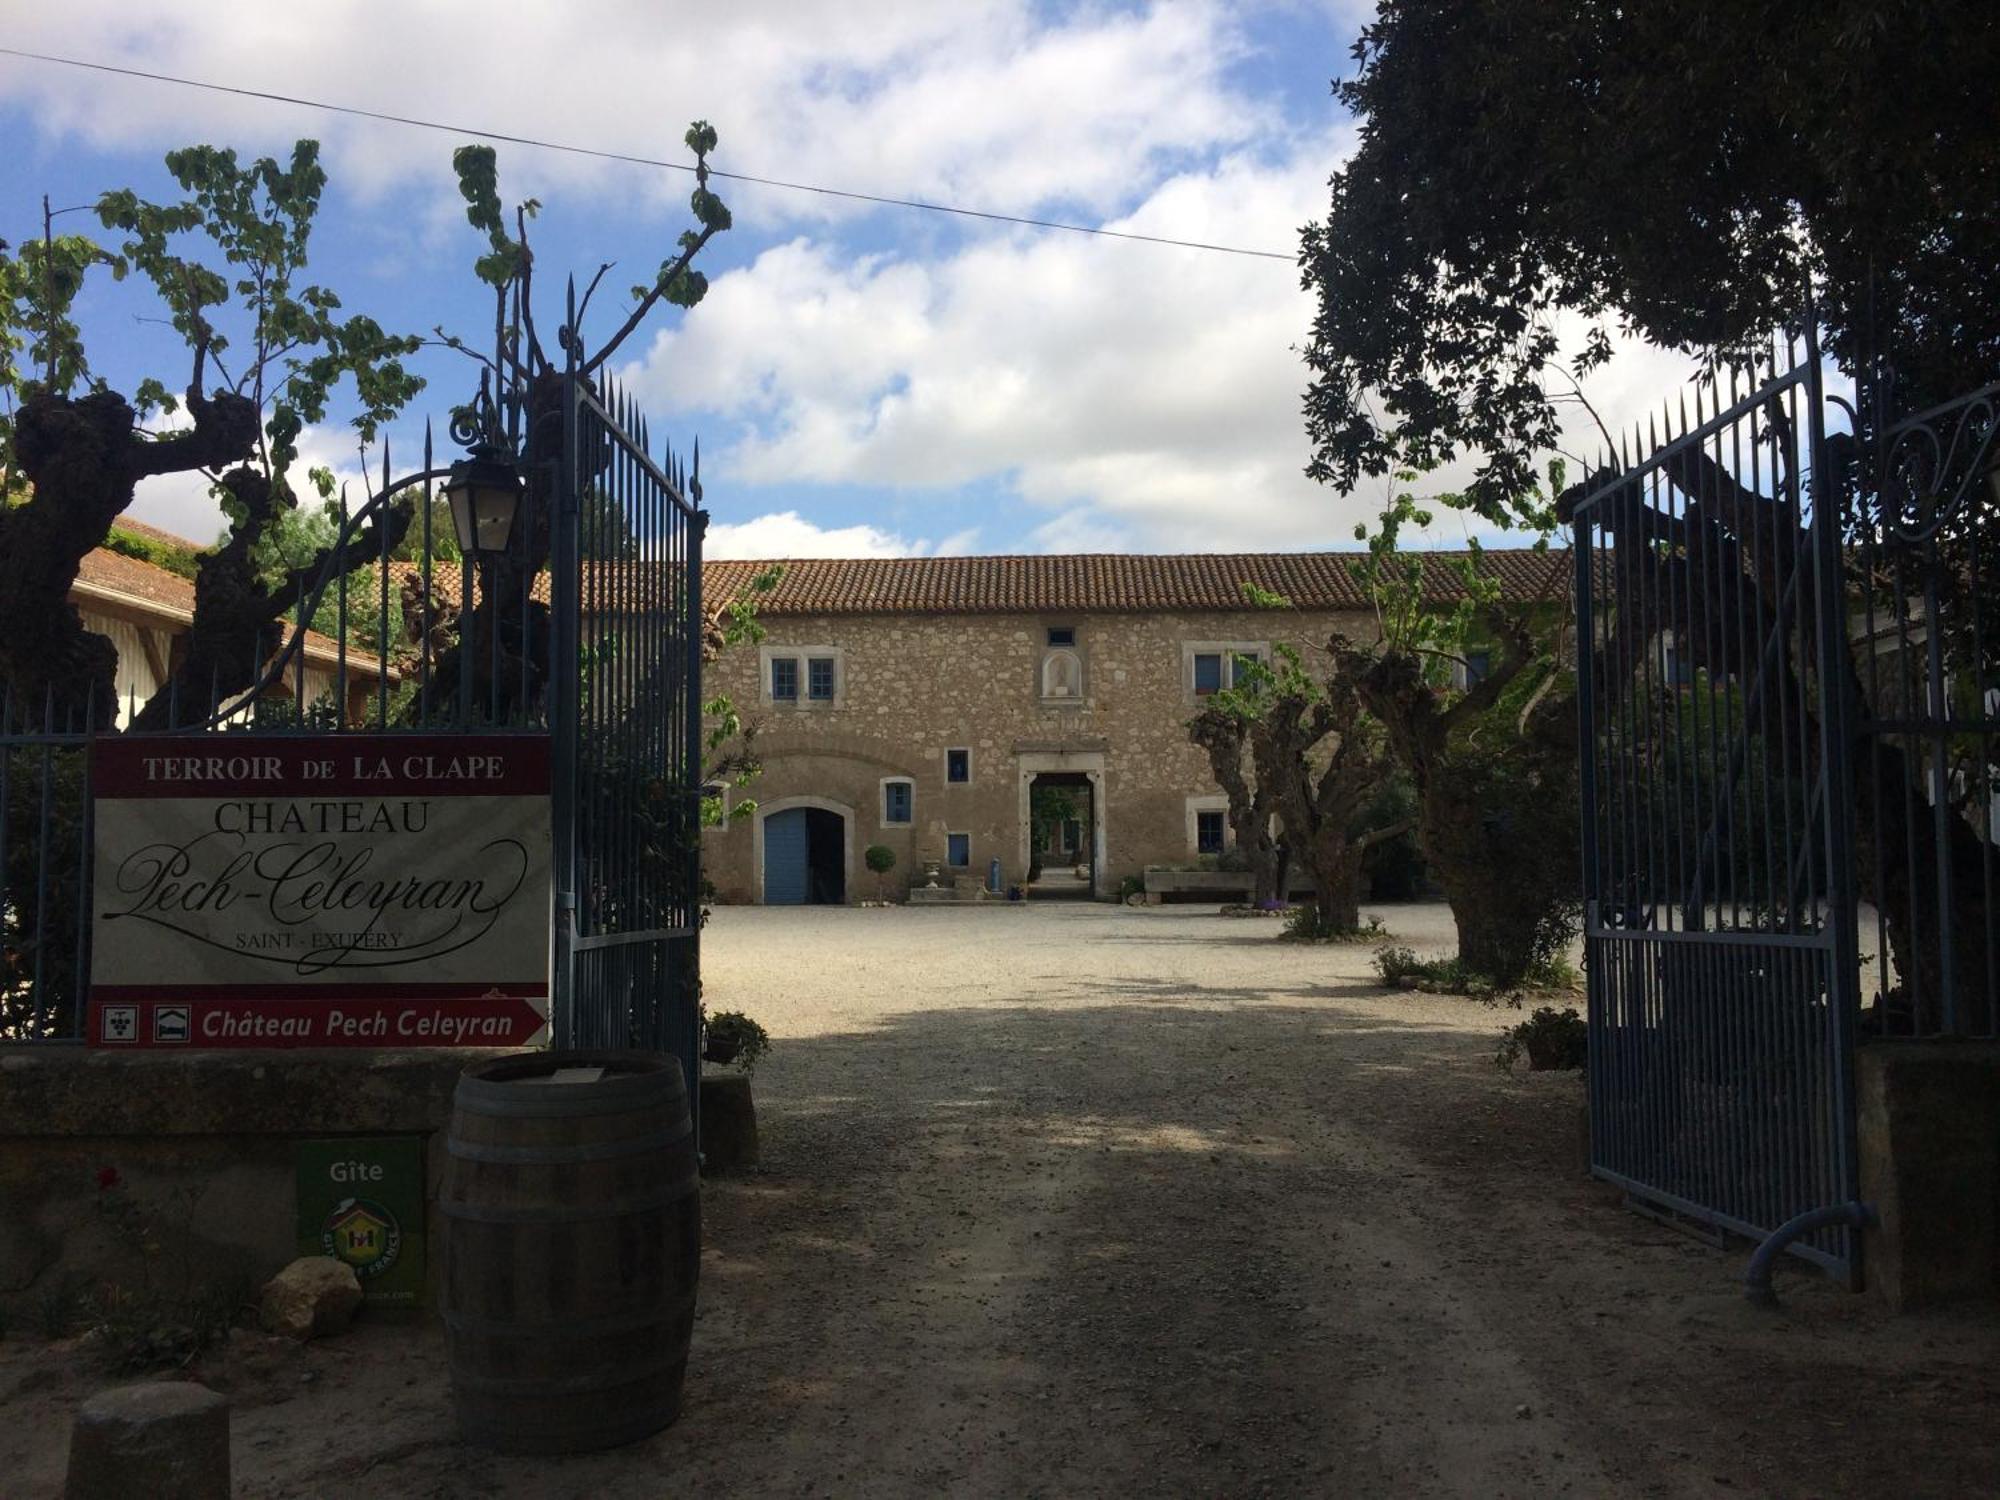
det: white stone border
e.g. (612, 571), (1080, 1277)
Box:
(1016, 750), (1107, 897)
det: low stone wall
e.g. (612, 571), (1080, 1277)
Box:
(1857, 1041), (2000, 1310)
(0, 1046), (524, 1320)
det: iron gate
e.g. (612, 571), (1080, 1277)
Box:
(2, 364), (707, 1093)
(548, 372), (706, 1094)
(1571, 329), (1865, 1283)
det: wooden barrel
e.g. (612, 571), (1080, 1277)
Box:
(441, 1050), (700, 1454)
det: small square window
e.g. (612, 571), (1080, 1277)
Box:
(1193, 653), (1223, 695)
(771, 657), (799, 700)
(1462, 649), (1492, 687)
(885, 782), (912, 824)
(1197, 810), (1226, 855)
(946, 749), (970, 784)
(1047, 626), (1076, 647)
(946, 832), (971, 867)
(1230, 652), (1262, 687)
(808, 657), (836, 701)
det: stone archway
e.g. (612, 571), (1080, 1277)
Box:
(755, 795), (856, 905)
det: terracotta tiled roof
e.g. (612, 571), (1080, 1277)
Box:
(71, 547), (390, 678)
(107, 516), (210, 550)
(703, 548), (1572, 617)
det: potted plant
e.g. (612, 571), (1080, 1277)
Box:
(703, 1010), (771, 1072)
(864, 843), (897, 901)
(1496, 1006), (1587, 1072)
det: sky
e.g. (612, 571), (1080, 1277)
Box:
(0, 1), (1695, 560)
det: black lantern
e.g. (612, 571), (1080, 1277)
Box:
(443, 447), (523, 559)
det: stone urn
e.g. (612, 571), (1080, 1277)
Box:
(922, 860), (943, 888)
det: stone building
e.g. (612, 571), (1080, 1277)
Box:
(700, 549), (1563, 904)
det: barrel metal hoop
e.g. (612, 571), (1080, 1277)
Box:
(441, 1288), (697, 1339)
(452, 1072), (687, 1119)
(438, 1171), (700, 1223)
(448, 1351), (690, 1397)
(445, 1118), (693, 1164)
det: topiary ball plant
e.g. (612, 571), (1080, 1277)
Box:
(864, 843), (897, 899)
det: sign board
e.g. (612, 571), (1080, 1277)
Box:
(88, 734), (551, 1048)
(295, 1136), (426, 1308)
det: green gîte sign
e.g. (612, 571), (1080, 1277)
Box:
(295, 1137), (426, 1310)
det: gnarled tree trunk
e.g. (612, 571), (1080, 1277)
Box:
(0, 386), (257, 725)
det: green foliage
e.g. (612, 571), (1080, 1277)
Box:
(1118, 874), (1146, 901)
(702, 1009), (771, 1074)
(1374, 943), (1578, 1001)
(102, 523), (203, 580)
(97, 141), (424, 486)
(864, 843), (897, 875)
(1497, 1006), (1588, 1073)
(86, 1170), (249, 1370)
(1280, 907), (1385, 943)
(1302, 2), (2000, 519)
(0, 226), (126, 424)
(702, 564), (783, 831)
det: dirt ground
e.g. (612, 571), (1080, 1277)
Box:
(3, 900), (1996, 1498)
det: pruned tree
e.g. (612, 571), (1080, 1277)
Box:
(1233, 643), (1404, 937)
(1336, 486), (1579, 985)
(0, 143), (425, 728)
(1187, 703), (1288, 904)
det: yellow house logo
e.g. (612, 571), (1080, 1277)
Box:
(321, 1198), (402, 1278)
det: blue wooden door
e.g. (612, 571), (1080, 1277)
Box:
(763, 809), (810, 904)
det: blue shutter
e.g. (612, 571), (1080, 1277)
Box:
(947, 749), (969, 783)
(1193, 654), (1222, 695)
(808, 657), (836, 700)
(947, 833), (970, 867)
(885, 782), (912, 823)
(763, 809), (810, 904)
(771, 658), (798, 700)
(1197, 811), (1225, 854)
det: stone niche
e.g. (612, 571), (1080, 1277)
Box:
(1856, 1041), (2000, 1311)
(0, 1046), (525, 1318)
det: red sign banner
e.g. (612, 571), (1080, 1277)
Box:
(88, 734), (552, 1049)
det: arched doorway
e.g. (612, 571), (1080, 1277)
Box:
(760, 803), (850, 905)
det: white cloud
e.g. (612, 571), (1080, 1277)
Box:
(0, 2), (1278, 229)
(704, 510), (971, 560)
(629, 138), (1361, 551)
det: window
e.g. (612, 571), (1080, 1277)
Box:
(771, 657), (799, 701)
(808, 657), (836, 701)
(1231, 651), (1262, 686)
(947, 832), (971, 868)
(946, 748), (970, 784)
(1047, 626), (1076, 647)
(1196, 810), (1226, 855)
(1463, 649), (1492, 687)
(1193, 653), (1224, 696)
(884, 780), (913, 824)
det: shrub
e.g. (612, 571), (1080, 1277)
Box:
(1374, 944), (1577, 999)
(1280, 906), (1385, 943)
(864, 844), (896, 875)
(1118, 874), (1145, 901)
(1496, 1006), (1587, 1071)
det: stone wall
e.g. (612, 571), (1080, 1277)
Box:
(703, 607), (1377, 901)
(0, 1046), (520, 1319)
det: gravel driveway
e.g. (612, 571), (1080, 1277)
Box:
(4, 901), (1992, 1497)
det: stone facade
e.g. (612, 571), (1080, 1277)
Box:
(701, 604), (1380, 902)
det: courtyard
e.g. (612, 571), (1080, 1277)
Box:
(4, 902), (1996, 1497)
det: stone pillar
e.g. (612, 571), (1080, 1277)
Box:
(700, 1073), (760, 1175)
(1856, 1041), (2000, 1310)
(66, 1382), (230, 1500)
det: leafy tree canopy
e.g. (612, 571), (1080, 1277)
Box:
(1302, 1), (2000, 522)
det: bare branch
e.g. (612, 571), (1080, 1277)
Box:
(579, 221), (721, 377)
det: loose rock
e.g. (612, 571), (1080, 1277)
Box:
(258, 1257), (362, 1342)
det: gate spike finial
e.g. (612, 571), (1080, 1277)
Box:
(691, 437), (702, 504)
(424, 416), (433, 470)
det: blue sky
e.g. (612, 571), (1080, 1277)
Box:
(1, 2), (1683, 558)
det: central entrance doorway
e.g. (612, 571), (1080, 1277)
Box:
(1027, 772), (1096, 899)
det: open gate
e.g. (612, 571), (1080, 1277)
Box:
(549, 373), (707, 1098)
(1570, 329), (1864, 1283)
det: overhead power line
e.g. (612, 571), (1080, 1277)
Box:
(0, 46), (1297, 262)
